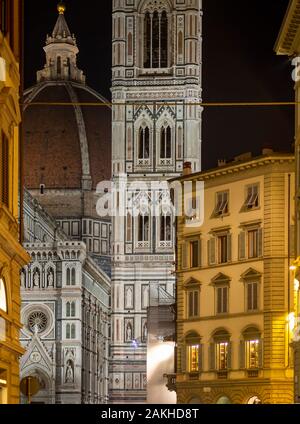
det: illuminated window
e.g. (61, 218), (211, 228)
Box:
(0, 278), (7, 313)
(216, 342), (229, 370)
(209, 330), (231, 371)
(188, 345), (199, 372)
(240, 327), (262, 370)
(245, 340), (259, 369)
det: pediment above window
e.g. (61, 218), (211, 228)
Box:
(183, 277), (201, 289)
(210, 273), (231, 286)
(241, 268), (262, 281)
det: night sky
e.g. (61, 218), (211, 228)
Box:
(24, 0), (295, 170)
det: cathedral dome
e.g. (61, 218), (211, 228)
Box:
(24, 82), (111, 190)
(23, 4), (111, 191)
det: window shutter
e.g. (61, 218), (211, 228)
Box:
(193, 290), (199, 317)
(199, 344), (203, 371)
(209, 343), (215, 370)
(188, 291), (193, 318)
(182, 242), (188, 269)
(197, 239), (202, 267)
(257, 228), (263, 257)
(238, 231), (246, 260)
(227, 234), (232, 262)
(181, 345), (186, 373)
(239, 340), (245, 369)
(258, 339), (263, 368)
(224, 287), (229, 313)
(208, 238), (216, 266)
(227, 342), (232, 369)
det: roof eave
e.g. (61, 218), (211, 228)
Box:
(275, 0), (300, 56)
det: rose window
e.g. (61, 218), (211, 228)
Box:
(28, 311), (48, 333)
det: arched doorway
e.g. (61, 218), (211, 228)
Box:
(216, 396), (231, 404)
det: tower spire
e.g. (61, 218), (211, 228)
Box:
(36, 2), (86, 84)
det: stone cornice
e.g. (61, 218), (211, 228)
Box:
(171, 154), (294, 183)
(275, 0), (300, 55)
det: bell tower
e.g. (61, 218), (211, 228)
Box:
(110, 0), (203, 403)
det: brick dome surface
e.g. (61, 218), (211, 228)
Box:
(23, 81), (111, 190)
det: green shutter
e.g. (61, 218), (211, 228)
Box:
(238, 231), (246, 260)
(181, 345), (187, 372)
(208, 238), (216, 265)
(239, 340), (245, 369)
(209, 343), (215, 370)
(257, 228), (263, 257)
(227, 234), (232, 262)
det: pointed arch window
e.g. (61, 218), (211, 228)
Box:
(160, 126), (172, 159)
(71, 324), (76, 339)
(144, 10), (168, 68)
(160, 215), (171, 242)
(0, 278), (7, 313)
(57, 56), (62, 76)
(66, 268), (71, 286)
(138, 214), (150, 242)
(138, 126), (150, 160)
(71, 268), (76, 286)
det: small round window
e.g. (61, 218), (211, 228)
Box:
(28, 311), (48, 334)
(0, 278), (7, 313)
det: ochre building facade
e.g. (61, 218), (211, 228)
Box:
(0, 0), (31, 404)
(173, 152), (295, 404)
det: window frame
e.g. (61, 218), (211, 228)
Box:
(243, 183), (260, 211)
(143, 9), (169, 69)
(213, 191), (229, 217)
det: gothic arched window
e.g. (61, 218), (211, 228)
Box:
(71, 268), (76, 286)
(160, 126), (172, 159)
(57, 56), (61, 75)
(66, 323), (71, 339)
(138, 126), (150, 159)
(144, 10), (168, 68)
(66, 302), (71, 317)
(66, 268), (71, 286)
(138, 214), (150, 242)
(160, 215), (172, 242)
(71, 302), (76, 317)
(71, 324), (76, 339)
